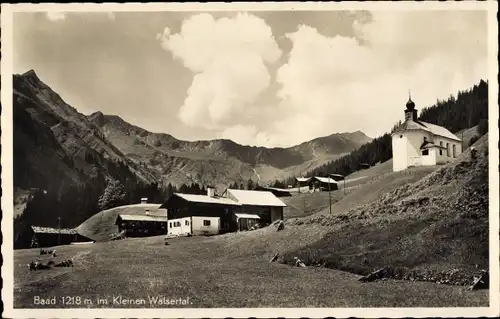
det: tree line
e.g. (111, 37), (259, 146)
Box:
(269, 79), (489, 187)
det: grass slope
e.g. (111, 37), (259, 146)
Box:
(14, 228), (487, 308)
(282, 134), (489, 285)
(76, 204), (166, 241)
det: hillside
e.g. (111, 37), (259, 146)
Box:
(13, 70), (160, 235)
(13, 69), (370, 235)
(76, 203), (166, 241)
(88, 111), (371, 188)
(282, 133), (489, 285)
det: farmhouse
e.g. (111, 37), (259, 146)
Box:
(392, 95), (463, 172)
(296, 177), (312, 187)
(161, 187), (287, 236)
(310, 176), (339, 192)
(255, 185), (292, 197)
(223, 189), (287, 227)
(27, 226), (93, 248)
(115, 213), (168, 237)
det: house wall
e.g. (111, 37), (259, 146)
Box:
(421, 148), (437, 166)
(191, 216), (220, 235)
(392, 133), (408, 172)
(168, 217), (192, 236)
(393, 129), (462, 171)
(433, 136), (462, 164)
(270, 207), (283, 221)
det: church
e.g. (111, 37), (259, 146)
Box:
(391, 95), (463, 172)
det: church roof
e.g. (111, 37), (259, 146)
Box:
(420, 141), (448, 150)
(393, 120), (461, 141)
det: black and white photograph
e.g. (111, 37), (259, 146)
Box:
(1, 2), (498, 318)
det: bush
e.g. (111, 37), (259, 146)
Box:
(469, 135), (479, 147)
(477, 119), (488, 136)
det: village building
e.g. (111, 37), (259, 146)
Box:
(391, 95), (463, 172)
(310, 176), (339, 192)
(23, 226), (94, 248)
(296, 177), (312, 187)
(223, 189), (287, 227)
(161, 187), (287, 236)
(115, 213), (168, 237)
(255, 185), (292, 197)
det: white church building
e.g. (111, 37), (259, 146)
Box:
(391, 95), (463, 172)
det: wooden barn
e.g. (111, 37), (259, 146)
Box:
(223, 189), (286, 226)
(161, 191), (240, 236)
(115, 214), (168, 237)
(255, 186), (292, 197)
(27, 226), (93, 248)
(161, 187), (287, 236)
(311, 176), (339, 192)
(296, 177), (312, 187)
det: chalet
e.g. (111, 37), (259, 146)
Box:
(296, 177), (312, 187)
(224, 189), (287, 227)
(391, 94), (462, 172)
(26, 226), (93, 248)
(255, 185), (293, 197)
(161, 187), (287, 236)
(310, 177), (339, 192)
(115, 213), (168, 237)
(161, 189), (240, 236)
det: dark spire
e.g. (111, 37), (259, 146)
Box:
(406, 90), (415, 110)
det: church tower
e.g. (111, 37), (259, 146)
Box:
(404, 92), (418, 121)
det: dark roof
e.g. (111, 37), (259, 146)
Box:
(31, 226), (78, 235)
(117, 214), (168, 222)
(392, 120), (461, 141)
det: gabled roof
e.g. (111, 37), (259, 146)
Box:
(31, 226), (78, 235)
(174, 193), (241, 206)
(420, 141), (447, 150)
(117, 214), (168, 222)
(313, 176), (338, 184)
(393, 120), (461, 141)
(226, 189), (287, 207)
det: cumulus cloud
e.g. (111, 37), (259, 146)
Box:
(158, 13), (282, 134)
(159, 11), (487, 147)
(273, 10), (488, 144)
(46, 12), (66, 21)
(45, 11), (116, 22)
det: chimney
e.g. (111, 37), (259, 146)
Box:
(140, 197), (148, 204)
(207, 187), (215, 198)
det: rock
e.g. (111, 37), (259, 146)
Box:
(269, 253), (279, 263)
(359, 267), (392, 282)
(467, 271), (489, 290)
(271, 220), (284, 231)
(293, 257), (307, 268)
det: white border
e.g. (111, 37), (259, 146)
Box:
(1, 2), (499, 318)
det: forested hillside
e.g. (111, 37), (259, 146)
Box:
(271, 79), (489, 187)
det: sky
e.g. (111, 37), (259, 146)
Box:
(13, 10), (488, 147)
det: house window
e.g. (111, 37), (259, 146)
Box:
(203, 220), (211, 226)
(453, 144), (456, 158)
(439, 141), (443, 156)
(169, 222), (172, 228)
(185, 220), (189, 226)
(446, 143), (450, 157)
(422, 149), (429, 156)
(400, 135), (403, 138)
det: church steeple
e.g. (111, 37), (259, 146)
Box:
(404, 90), (418, 121)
